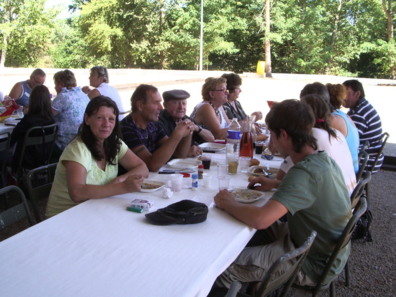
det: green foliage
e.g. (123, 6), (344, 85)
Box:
(0, 0), (56, 67)
(1, 0), (395, 79)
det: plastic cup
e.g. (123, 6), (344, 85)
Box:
(218, 176), (230, 190)
(239, 157), (251, 173)
(171, 174), (183, 192)
(255, 142), (264, 155)
(217, 163), (228, 178)
(202, 156), (211, 170)
(202, 173), (210, 188)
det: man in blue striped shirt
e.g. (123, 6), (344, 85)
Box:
(343, 80), (383, 173)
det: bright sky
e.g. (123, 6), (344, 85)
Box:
(45, 0), (74, 19)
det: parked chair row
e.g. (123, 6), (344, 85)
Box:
(222, 194), (369, 297)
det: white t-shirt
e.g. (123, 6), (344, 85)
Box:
(280, 128), (356, 194)
(96, 83), (126, 114)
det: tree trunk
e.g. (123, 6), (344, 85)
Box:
(325, 0), (343, 74)
(382, 0), (394, 42)
(0, 35), (7, 68)
(264, 0), (272, 78)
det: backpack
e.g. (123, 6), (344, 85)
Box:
(352, 208), (373, 242)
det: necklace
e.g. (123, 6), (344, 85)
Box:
(210, 103), (220, 117)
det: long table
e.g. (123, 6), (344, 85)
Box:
(0, 122), (14, 135)
(0, 154), (283, 297)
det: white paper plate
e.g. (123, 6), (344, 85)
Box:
(231, 188), (266, 204)
(167, 158), (201, 169)
(141, 180), (165, 192)
(198, 142), (226, 152)
(248, 166), (279, 177)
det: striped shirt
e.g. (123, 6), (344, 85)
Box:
(347, 98), (383, 173)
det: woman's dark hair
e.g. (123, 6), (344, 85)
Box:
(27, 85), (53, 121)
(300, 94), (337, 141)
(79, 96), (121, 164)
(265, 99), (317, 153)
(221, 73), (242, 92)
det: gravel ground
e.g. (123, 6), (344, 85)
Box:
(329, 169), (396, 297)
(288, 169), (396, 297)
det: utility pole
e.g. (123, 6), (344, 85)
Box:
(199, 0), (204, 71)
(264, 0), (272, 77)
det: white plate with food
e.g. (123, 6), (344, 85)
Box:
(231, 188), (266, 204)
(141, 180), (165, 192)
(248, 166), (279, 177)
(198, 142), (226, 152)
(167, 158), (201, 169)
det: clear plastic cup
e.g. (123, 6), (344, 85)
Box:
(170, 174), (183, 192)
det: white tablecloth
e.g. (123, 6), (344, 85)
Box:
(0, 154), (282, 297)
(0, 123), (14, 135)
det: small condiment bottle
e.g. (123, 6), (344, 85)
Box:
(191, 173), (198, 191)
(198, 164), (204, 179)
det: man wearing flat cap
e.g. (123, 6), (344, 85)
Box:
(159, 89), (214, 157)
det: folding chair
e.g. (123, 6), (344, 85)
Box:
(26, 163), (57, 222)
(15, 123), (58, 186)
(350, 171), (371, 209)
(223, 231), (317, 297)
(370, 132), (389, 173)
(300, 197), (368, 297)
(0, 185), (35, 231)
(364, 132), (389, 199)
(0, 132), (10, 188)
(355, 149), (368, 183)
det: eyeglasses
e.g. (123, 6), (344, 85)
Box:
(212, 89), (228, 93)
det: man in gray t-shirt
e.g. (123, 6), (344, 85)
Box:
(213, 99), (351, 288)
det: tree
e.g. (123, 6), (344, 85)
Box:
(382, 0), (394, 42)
(0, 0), (57, 67)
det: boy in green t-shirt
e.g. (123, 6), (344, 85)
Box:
(213, 99), (351, 288)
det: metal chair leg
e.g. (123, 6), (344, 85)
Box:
(344, 261), (349, 287)
(329, 281), (335, 297)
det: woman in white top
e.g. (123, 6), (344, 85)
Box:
(82, 66), (126, 116)
(190, 77), (230, 139)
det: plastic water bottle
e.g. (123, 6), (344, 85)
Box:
(226, 118), (241, 151)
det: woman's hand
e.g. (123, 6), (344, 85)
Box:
(121, 175), (145, 192)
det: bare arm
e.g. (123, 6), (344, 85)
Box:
(214, 190), (288, 229)
(195, 104), (228, 139)
(114, 149), (149, 183)
(131, 121), (193, 172)
(8, 83), (23, 100)
(65, 160), (145, 203)
(195, 125), (215, 142)
(87, 89), (101, 100)
(330, 114), (347, 137)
